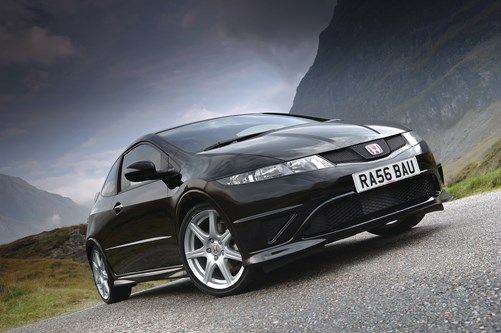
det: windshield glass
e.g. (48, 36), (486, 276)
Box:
(158, 114), (317, 153)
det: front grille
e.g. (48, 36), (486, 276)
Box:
(302, 174), (437, 238)
(321, 134), (407, 164)
(386, 134), (407, 151)
(351, 138), (390, 160)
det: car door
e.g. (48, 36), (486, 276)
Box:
(103, 143), (180, 275)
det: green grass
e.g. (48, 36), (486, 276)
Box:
(0, 257), (169, 331)
(0, 258), (98, 332)
(447, 167), (501, 199)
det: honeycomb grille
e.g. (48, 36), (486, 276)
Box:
(302, 174), (437, 237)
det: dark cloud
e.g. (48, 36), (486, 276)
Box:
(0, 26), (76, 65)
(181, 0), (335, 80)
(0, 0), (335, 202)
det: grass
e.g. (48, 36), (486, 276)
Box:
(0, 257), (169, 331)
(447, 167), (501, 199)
(448, 139), (501, 184)
(0, 258), (98, 332)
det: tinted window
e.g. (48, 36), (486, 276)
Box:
(101, 158), (120, 196)
(157, 114), (315, 153)
(121, 144), (167, 192)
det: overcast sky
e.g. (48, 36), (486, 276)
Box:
(0, 0), (335, 205)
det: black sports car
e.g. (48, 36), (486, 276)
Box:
(86, 113), (447, 302)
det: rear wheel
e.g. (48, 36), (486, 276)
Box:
(179, 203), (254, 296)
(90, 247), (131, 304)
(368, 213), (425, 236)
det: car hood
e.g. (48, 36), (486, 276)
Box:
(198, 121), (407, 161)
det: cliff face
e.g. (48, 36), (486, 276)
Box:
(291, 0), (501, 176)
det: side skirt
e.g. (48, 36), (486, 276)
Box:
(114, 265), (187, 286)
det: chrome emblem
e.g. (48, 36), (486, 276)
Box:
(365, 143), (384, 156)
(211, 242), (222, 255)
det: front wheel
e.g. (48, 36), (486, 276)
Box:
(90, 247), (131, 304)
(368, 213), (425, 236)
(179, 203), (255, 296)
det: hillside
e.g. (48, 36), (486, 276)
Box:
(0, 174), (89, 244)
(291, 0), (501, 181)
(0, 224), (87, 262)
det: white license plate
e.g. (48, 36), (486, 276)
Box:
(352, 157), (420, 193)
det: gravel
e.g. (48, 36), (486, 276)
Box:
(16, 191), (501, 333)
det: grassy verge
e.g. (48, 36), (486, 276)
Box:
(0, 258), (168, 331)
(0, 258), (98, 332)
(447, 167), (501, 199)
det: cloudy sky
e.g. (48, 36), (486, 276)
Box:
(0, 0), (335, 206)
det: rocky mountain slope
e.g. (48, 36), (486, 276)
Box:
(0, 174), (89, 244)
(0, 224), (87, 262)
(291, 0), (500, 180)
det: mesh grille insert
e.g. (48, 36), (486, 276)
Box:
(302, 174), (437, 237)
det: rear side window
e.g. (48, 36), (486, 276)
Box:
(101, 159), (120, 196)
(120, 144), (167, 192)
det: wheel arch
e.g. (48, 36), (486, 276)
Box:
(86, 238), (106, 265)
(176, 189), (227, 229)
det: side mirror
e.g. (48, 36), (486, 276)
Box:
(124, 161), (158, 182)
(124, 160), (183, 189)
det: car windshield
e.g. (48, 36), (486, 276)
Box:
(158, 114), (317, 153)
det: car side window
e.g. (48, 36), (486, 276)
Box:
(101, 158), (121, 196)
(120, 144), (167, 192)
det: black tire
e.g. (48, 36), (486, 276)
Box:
(368, 213), (425, 236)
(179, 203), (256, 297)
(89, 246), (132, 304)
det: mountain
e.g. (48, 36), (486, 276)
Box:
(290, 0), (501, 181)
(0, 174), (89, 244)
(0, 224), (87, 262)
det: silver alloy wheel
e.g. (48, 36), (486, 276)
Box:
(184, 209), (244, 289)
(91, 249), (110, 299)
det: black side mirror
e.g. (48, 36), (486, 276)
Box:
(124, 160), (183, 189)
(124, 161), (158, 182)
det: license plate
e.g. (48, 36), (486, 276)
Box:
(352, 157), (420, 193)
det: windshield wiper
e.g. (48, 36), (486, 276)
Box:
(203, 131), (272, 152)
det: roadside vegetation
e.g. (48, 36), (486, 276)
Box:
(0, 226), (167, 331)
(0, 258), (97, 331)
(447, 167), (501, 199)
(448, 139), (501, 184)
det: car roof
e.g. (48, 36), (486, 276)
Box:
(122, 113), (328, 156)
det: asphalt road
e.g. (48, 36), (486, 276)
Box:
(18, 191), (500, 333)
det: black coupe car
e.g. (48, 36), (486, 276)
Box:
(86, 113), (447, 302)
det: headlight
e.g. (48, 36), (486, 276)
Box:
(217, 155), (334, 185)
(402, 131), (422, 146)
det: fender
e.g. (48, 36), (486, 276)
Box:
(176, 188), (232, 230)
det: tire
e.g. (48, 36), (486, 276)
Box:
(89, 246), (131, 304)
(179, 203), (255, 296)
(368, 213), (425, 236)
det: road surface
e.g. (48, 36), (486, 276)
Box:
(17, 191), (501, 332)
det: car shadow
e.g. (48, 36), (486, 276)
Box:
(257, 224), (447, 289)
(131, 224), (447, 299)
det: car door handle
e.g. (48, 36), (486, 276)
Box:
(113, 202), (123, 214)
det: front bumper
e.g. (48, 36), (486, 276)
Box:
(207, 141), (445, 269)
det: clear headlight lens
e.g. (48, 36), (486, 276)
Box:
(402, 131), (422, 146)
(218, 155), (334, 185)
